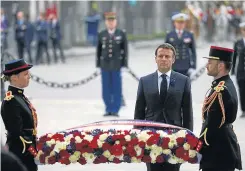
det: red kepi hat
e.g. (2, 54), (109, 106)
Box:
(2, 59), (33, 76)
(203, 46), (234, 62)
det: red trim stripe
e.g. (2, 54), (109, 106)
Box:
(4, 64), (30, 73)
(211, 46), (234, 52)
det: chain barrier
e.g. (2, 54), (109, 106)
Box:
(31, 71), (100, 89)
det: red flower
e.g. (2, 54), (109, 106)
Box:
(59, 157), (71, 165)
(138, 141), (145, 148)
(89, 138), (99, 149)
(70, 138), (76, 143)
(59, 150), (70, 158)
(146, 135), (159, 146)
(175, 147), (189, 161)
(82, 147), (93, 153)
(39, 154), (46, 163)
(72, 132), (81, 137)
(188, 156), (198, 164)
(36, 143), (44, 151)
(176, 137), (185, 146)
(51, 134), (64, 141)
(130, 138), (138, 145)
(113, 158), (121, 164)
(76, 143), (83, 151)
(142, 156), (151, 163)
(110, 144), (123, 156)
(94, 155), (107, 164)
(102, 143), (111, 151)
(81, 140), (90, 147)
(161, 137), (170, 149)
(128, 149), (136, 157)
(78, 156), (87, 165)
(156, 155), (164, 163)
(120, 139), (127, 146)
(186, 134), (198, 149)
(124, 130), (130, 135)
(48, 156), (56, 164)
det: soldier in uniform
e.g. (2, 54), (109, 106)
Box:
(165, 13), (197, 76)
(1, 59), (38, 171)
(198, 46), (242, 171)
(1, 8), (9, 52)
(48, 13), (66, 63)
(96, 12), (128, 117)
(35, 12), (50, 65)
(232, 22), (245, 117)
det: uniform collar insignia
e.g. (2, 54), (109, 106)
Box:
(4, 91), (14, 101)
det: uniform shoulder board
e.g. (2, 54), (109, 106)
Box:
(4, 91), (14, 101)
(214, 81), (226, 93)
(122, 29), (126, 33)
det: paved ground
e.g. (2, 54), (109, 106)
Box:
(1, 41), (244, 171)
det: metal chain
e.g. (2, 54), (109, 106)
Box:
(31, 71), (100, 89)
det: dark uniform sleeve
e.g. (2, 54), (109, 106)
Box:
(134, 78), (146, 121)
(231, 41), (238, 75)
(121, 30), (128, 67)
(96, 32), (102, 68)
(181, 77), (193, 131)
(190, 33), (197, 69)
(199, 88), (231, 151)
(165, 32), (170, 43)
(1, 100), (35, 155)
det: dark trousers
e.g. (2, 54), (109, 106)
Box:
(16, 40), (25, 59)
(237, 79), (245, 111)
(25, 43), (32, 63)
(101, 69), (122, 113)
(35, 41), (50, 64)
(146, 163), (180, 171)
(51, 39), (65, 63)
(202, 169), (234, 171)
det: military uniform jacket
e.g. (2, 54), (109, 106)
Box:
(199, 75), (242, 170)
(232, 39), (245, 80)
(165, 30), (197, 71)
(96, 29), (128, 71)
(1, 86), (38, 159)
(15, 20), (27, 41)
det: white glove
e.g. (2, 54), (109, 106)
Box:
(187, 68), (196, 76)
(34, 157), (44, 165)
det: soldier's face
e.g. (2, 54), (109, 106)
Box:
(155, 48), (175, 72)
(206, 59), (219, 76)
(11, 70), (31, 88)
(174, 21), (186, 30)
(105, 19), (117, 30)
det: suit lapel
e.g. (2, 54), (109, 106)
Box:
(152, 71), (160, 102)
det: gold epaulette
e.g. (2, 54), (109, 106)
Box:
(214, 81), (226, 92)
(4, 91), (14, 101)
(199, 128), (209, 146)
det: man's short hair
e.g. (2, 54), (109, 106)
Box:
(223, 61), (232, 71)
(155, 43), (176, 57)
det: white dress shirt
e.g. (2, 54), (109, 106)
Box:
(108, 29), (115, 35)
(157, 70), (171, 94)
(243, 38), (245, 45)
(176, 29), (183, 37)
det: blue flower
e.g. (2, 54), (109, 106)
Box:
(108, 129), (116, 134)
(123, 155), (131, 163)
(106, 136), (114, 144)
(91, 129), (102, 136)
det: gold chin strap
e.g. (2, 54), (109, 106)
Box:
(19, 136), (32, 153)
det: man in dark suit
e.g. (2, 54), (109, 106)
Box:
(1, 59), (38, 171)
(96, 12), (128, 117)
(199, 46), (242, 171)
(134, 43), (193, 171)
(231, 22), (245, 117)
(165, 13), (197, 77)
(48, 13), (66, 63)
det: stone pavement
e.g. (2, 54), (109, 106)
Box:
(1, 42), (244, 171)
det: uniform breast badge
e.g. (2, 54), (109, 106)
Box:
(4, 91), (14, 101)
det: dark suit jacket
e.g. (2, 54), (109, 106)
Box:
(134, 70), (193, 131)
(232, 39), (245, 80)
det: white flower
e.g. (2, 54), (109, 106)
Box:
(84, 135), (93, 142)
(156, 130), (168, 138)
(168, 155), (178, 164)
(69, 154), (79, 163)
(151, 145), (162, 155)
(82, 153), (95, 163)
(47, 134), (53, 138)
(103, 150), (111, 158)
(131, 157), (141, 163)
(177, 158), (185, 163)
(97, 140), (103, 148)
(53, 142), (68, 152)
(125, 135), (131, 141)
(189, 150), (197, 158)
(134, 145), (142, 156)
(176, 130), (187, 138)
(99, 133), (108, 141)
(168, 135), (177, 149)
(108, 155), (115, 161)
(138, 131), (151, 142)
(183, 143), (190, 150)
(75, 136), (82, 143)
(64, 134), (73, 142)
(115, 140), (120, 145)
(150, 151), (160, 163)
(162, 149), (171, 155)
(46, 139), (56, 147)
